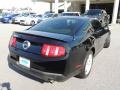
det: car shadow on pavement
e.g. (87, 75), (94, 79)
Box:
(7, 57), (48, 84)
(8, 64), (48, 84)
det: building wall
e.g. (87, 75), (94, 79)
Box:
(68, 1), (81, 12)
(68, 1), (120, 23)
(118, 1), (120, 18)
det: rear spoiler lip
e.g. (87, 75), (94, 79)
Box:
(13, 31), (74, 42)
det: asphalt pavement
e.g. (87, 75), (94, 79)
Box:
(0, 23), (120, 90)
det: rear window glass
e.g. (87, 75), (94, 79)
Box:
(29, 18), (86, 36)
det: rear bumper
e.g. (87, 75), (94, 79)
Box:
(8, 55), (68, 82)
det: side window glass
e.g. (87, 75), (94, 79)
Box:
(91, 20), (102, 32)
(87, 26), (94, 34)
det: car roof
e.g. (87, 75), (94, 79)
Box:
(46, 16), (99, 26)
(47, 16), (91, 27)
(59, 16), (101, 27)
(57, 16), (90, 21)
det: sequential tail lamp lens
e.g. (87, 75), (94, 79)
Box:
(41, 44), (65, 57)
(10, 37), (16, 47)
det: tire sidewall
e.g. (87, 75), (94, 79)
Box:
(30, 21), (35, 26)
(80, 50), (93, 78)
(9, 19), (12, 24)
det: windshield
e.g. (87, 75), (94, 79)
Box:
(31, 15), (42, 18)
(44, 13), (54, 18)
(61, 13), (79, 16)
(18, 13), (31, 17)
(0, 13), (2, 18)
(2, 13), (11, 17)
(22, 13), (30, 17)
(29, 18), (85, 36)
(85, 10), (101, 15)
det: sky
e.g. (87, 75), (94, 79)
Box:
(0, 0), (33, 8)
(0, 0), (50, 14)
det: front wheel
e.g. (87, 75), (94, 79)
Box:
(9, 19), (12, 24)
(77, 51), (93, 78)
(30, 21), (35, 26)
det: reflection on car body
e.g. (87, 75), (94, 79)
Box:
(61, 12), (80, 16)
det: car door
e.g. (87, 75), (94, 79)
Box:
(92, 20), (109, 53)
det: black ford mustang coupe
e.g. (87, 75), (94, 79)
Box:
(8, 16), (111, 82)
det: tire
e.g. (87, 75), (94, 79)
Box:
(20, 21), (22, 25)
(8, 19), (12, 24)
(77, 51), (93, 78)
(30, 21), (35, 26)
(104, 36), (110, 48)
(100, 20), (104, 27)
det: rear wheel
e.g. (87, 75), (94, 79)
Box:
(77, 51), (93, 78)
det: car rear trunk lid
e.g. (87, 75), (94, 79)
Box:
(13, 30), (73, 55)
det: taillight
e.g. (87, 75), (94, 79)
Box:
(10, 37), (16, 47)
(41, 44), (65, 57)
